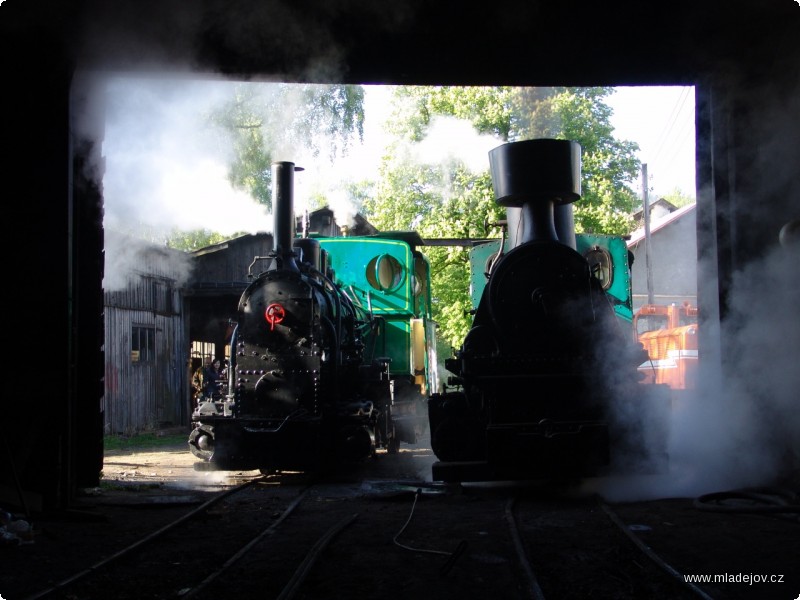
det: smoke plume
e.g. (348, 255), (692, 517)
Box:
(102, 75), (273, 238)
(104, 229), (194, 292)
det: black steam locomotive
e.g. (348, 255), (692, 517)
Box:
(429, 139), (665, 482)
(189, 161), (433, 471)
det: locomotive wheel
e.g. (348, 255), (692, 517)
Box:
(188, 427), (215, 461)
(336, 425), (374, 463)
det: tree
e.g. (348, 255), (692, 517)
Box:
(391, 86), (641, 234)
(207, 83), (365, 210)
(660, 188), (695, 208)
(164, 228), (235, 252)
(161, 83), (365, 250)
(363, 86), (642, 349)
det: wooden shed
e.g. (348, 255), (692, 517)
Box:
(103, 231), (193, 433)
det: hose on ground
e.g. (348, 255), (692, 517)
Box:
(392, 487), (468, 575)
(693, 488), (799, 522)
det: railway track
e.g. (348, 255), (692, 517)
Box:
(19, 468), (719, 600)
(22, 473), (347, 600)
(506, 491), (709, 600)
(12, 439), (796, 600)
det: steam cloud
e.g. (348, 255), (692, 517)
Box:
(103, 75), (273, 238)
(587, 238), (799, 502)
(414, 116), (503, 174)
(585, 76), (800, 501)
(103, 229), (194, 292)
(102, 79), (405, 238)
(102, 79), (503, 239)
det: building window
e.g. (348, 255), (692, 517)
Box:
(132, 325), (155, 362)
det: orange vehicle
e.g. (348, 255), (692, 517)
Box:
(633, 302), (699, 390)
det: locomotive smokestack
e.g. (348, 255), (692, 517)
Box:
(489, 139), (581, 247)
(271, 161), (304, 271)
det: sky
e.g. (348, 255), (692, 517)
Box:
(100, 80), (696, 238)
(605, 85), (695, 199)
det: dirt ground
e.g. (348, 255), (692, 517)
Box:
(2, 430), (799, 600)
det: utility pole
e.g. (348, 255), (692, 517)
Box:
(642, 164), (654, 304)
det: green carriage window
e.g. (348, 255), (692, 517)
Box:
(366, 254), (404, 292)
(584, 246), (614, 290)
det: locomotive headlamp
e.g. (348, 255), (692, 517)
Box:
(265, 303), (286, 331)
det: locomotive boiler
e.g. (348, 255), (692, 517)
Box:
(428, 139), (663, 482)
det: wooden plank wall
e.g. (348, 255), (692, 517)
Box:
(104, 233), (191, 433)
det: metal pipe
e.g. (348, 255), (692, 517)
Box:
(519, 200), (558, 243)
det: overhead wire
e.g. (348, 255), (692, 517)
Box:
(646, 86), (695, 195)
(650, 86), (692, 164)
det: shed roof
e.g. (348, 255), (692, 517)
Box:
(627, 203), (696, 247)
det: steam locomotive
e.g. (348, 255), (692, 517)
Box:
(429, 139), (666, 482)
(189, 161), (436, 471)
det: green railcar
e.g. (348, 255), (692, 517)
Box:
(318, 232), (438, 446)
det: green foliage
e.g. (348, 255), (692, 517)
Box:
(164, 228), (234, 251)
(103, 430), (187, 452)
(208, 83), (365, 209)
(661, 188), (695, 208)
(390, 86), (515, 141)
(507, 87), (641, 234)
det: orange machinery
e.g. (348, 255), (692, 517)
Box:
(633, 302), (699, 390)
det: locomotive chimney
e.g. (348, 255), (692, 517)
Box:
(271, 161), (304, 271)
(488, 139), (581, 248)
